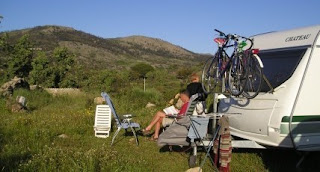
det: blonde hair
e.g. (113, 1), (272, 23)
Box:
(190, 73), (200, 82)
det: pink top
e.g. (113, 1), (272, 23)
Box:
(178, 101), (189, 117)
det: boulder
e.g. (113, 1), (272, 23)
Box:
(16, 96), (26, 106)
(0, 77), (29, 97)
(5, 95), (27, 113)
(175, 98), (183, 109)
(30, 85), (42, 91)
(10, 103), (26, 113)
(185, 167), (202, 172)
(168, 99), (174, 105)
(94, 97), (105, 104)
(145, 102), (156, 108)
(58, 134), (69, 138)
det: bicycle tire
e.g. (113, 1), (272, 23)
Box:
(242, 55), (263, 99)
(201, 55), (220, 94)
(227, 53), (247, 96)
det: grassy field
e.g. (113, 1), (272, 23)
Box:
(0, 89), (319, 171)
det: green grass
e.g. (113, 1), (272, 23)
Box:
(0, 89), (319, 171)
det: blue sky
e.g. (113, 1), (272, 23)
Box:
(1, 0), (320, 54)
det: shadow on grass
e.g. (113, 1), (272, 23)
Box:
(0, 152), (32, 171)
(233, 148), (320, 172)
(158, 145), (218, 171)
(0, 128), (32, 171)
(159, 145), (192, 153)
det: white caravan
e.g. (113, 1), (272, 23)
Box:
(219, 25), (320, 151)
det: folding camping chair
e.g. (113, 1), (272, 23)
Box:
(188, 114), (221, 169)
(157, 93), (203, 147)
(188, 93), (235, 170)
(101, 92), (141, 146)
(94, 104), (112, 138)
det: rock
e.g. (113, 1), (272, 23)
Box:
(0, 77), (29, 97)
(16, 96), (26, 107)
(175, 98), (183, 109)
(58, 134), (69, 138)
(185, 167), (202, 172)
(145, 102), (156, 108)
(94, 97), (105, 104)
(44, 88), (80, 96)
(11, 103), (26, 113)
(129, 138), (135, 143)
(30, 85), (42, 91)
(6, 96), (27, 113)
(168, 99), (174, 105)
(174, 93), (180, 99)
(167, 93), (182, 107)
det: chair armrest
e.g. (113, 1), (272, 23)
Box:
(123, 114), (133, 118)
(166, 114), (178, 118)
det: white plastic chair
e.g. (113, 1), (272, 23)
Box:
(94, 105), (112, 138)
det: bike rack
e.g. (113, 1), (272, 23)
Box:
(221, 73), (275, 96)
(262, 74), (274, 93)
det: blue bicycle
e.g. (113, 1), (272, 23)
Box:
(201, 29), (253, 96)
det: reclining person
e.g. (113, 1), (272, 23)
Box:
(142, 89), (190, 141)
(168, 73), (206, 109)
(186, 73), (207, 115)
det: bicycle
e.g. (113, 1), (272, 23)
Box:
(201, 29), (250, 96)
(242, 46), (264, 99)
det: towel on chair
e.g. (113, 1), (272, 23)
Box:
(213, 116), (232, 172)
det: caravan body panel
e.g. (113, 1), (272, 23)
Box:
(219, 25), (320, 150)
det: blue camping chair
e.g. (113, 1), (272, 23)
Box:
(101, 92), (140, 146)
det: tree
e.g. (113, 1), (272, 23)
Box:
(130, 63), (154, 78)
(176, 68), (193, 80)
(51, 47), (75, 87)
(29, 51), (50, 85)
(131, 62), (154, 91)
(28, 46), (76, 87)
(0, 33), (12, 53)
(7, 35), (33, 78)
(0, 33), (12, 71)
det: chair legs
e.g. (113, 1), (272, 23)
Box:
(111, 127), (121, 146)
(130, 126), (139, 146)
(111, 127), (139, 146)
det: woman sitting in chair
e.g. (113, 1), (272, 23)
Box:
(142, 89), (190, 141)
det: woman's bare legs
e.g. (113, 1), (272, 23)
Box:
(145, 111), (166, 138)
(153, 120), (162, 139)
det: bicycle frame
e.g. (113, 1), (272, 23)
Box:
(206, 37), (238, 84)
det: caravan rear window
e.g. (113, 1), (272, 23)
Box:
(259, 47), (307, 92)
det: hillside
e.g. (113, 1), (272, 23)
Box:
(1, 25), (210, 70)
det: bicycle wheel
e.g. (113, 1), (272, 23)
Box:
(242, 55), (262, 99)
(201, 55), (220, 94)
(227, 54), (247, 96)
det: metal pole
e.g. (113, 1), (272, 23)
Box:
(144, 77), (146, 92)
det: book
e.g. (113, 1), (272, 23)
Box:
(163, 105), (179, 115)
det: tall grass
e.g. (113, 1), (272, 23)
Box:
(0, 89), (319, 171)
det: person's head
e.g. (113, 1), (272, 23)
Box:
(190, 73), (200, 83)
(180, 89), (190, 103)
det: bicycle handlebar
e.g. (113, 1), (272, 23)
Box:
(214, 29), (254, 50)
(214, 29), (226, 36)
(214, 29), (238, 40)
(238, 36), (253, 50)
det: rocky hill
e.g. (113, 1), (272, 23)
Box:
(1, 25), (209, 70)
